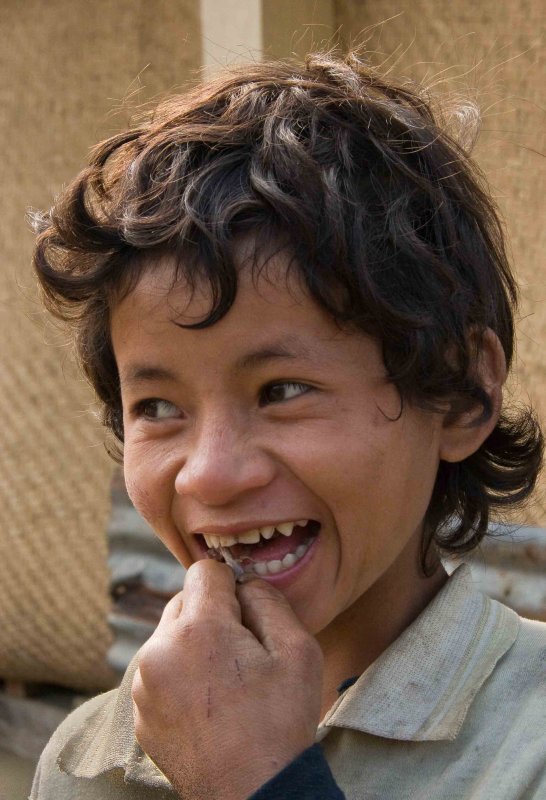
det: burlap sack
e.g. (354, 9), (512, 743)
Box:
(0, 0), (201, 690)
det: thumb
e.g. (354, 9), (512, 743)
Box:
(236, 577), (309, 653)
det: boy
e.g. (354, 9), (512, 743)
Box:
(31, 53), (545, 799)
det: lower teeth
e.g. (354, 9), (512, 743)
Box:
(241, 538), (313, 576)
(206, 533), (316, 579)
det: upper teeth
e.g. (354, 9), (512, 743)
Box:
(202, 520), (308, 549)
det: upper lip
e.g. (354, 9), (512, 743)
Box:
(189, 518), (315, 537)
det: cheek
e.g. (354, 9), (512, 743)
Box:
(123, 446), (173, 528)
(125, 472), (162, 525)
(334, 426), (436, 537)
(124, 455), (194, 570)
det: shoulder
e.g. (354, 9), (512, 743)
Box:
(490, 606), (546, 670)
(504, 613), (546, 683)
(515, 613), (546, 647)
(46, 685), (120, 749)
(459, 609), (546, 795)
(30, 689), (120, 799)
(472, 606), (546, 730)
(478, 604), (546, 707)
(30, 653), (173, 800)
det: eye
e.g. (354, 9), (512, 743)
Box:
(260, 381), (311, 405)
(134, 398), (182, 420)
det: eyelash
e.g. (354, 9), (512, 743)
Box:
(259, 381), (311, 406)
(132, 398), (181, 420)
(132, 381), (312, 420)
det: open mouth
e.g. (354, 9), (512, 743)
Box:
(199, 519), (320, 579)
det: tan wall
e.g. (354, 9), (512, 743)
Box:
(262, 0), (335, 59)
(335, 0), (546, 524)
(0, 0), (201, 689)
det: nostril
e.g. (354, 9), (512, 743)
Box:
(174, 441), (276, 505)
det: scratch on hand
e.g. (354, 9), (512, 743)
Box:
(206, 649), (214, 719)
(207, 683), (212, 718)
(234, 658), (244, 686)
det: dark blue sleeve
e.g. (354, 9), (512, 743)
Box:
(248, 743), (345, 799)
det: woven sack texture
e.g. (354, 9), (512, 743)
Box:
(0, 0), (201, 689)
(336, 0), (546, 523)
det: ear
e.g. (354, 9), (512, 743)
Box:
(439, 328), (507, 463)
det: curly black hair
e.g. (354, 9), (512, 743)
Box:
(33, 52), (542, 563)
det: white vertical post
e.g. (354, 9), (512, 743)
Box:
(199, 0), (263, 77)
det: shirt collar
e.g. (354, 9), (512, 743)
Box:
(317, 565), (519, 742)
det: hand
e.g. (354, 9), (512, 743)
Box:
(132, 559), (324, 800)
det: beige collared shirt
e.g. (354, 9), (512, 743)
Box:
(30, 566), (546, 799)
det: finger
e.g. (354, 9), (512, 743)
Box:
(180, 559), (241, 624)
(236, 578), (304, 652)
(154, 591), (184, 632)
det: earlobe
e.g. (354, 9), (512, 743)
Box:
(439, 329), (507, 463)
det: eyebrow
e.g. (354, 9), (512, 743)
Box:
(235, 338), (314, 370)
(120, 365), (179, 388)
(120, 338), (316, 387)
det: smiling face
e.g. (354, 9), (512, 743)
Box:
(111, 251), (447, 635)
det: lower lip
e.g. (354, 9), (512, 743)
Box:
(252, 529), (320, 587)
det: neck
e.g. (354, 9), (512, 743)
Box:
(316, 542), (448, 720)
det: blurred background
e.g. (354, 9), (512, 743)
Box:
(0, 1), (544, 797)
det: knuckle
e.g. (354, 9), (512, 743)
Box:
(281, 631), (322, 667)
(131, 669), (144, 704)
(137, 637), (161, 669)
(162, 592), (183, 618)
(177, 616), (212, 641)
(136, 638), (173, 690)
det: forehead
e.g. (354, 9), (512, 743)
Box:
(109, 249), (390, 394)
(113, 247), (334, 337)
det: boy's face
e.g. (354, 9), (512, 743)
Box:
(112, 250), (446, 634)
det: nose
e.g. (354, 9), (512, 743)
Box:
(174, 414), (276, 506)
